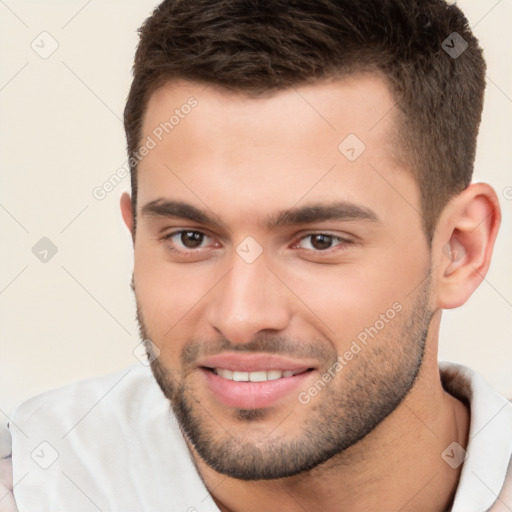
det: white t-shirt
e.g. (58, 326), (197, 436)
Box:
(2, 362), (511, 511)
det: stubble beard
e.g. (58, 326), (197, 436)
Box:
(136, 278), (432, 481)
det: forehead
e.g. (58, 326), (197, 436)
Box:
(142, 73), (398, 150)
(137, 74), (418, 230)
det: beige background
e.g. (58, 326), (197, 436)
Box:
(0, 0), (511, 420)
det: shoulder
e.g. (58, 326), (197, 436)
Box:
(8, 366), (211, 510)
(12, 364), (158, 427)
(10, 363), (169, 463)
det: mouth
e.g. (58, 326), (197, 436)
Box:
(206, 367), (312, 382)
(198, 353), (318, 410)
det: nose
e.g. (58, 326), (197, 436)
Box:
(206, 254), (292, 344)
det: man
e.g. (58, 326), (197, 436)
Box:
(2, 0), (511, 510)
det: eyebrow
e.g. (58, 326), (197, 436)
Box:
(268, 202), (380, 228)
(140, 199), (380, 230)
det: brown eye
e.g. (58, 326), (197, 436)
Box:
(296, 233), (350, 252)
(180, 231), (205, 248)
(309, 234), (334, 250)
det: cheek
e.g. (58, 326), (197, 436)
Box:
(133, 240), (215, 343)
(288, 252), (423, 346)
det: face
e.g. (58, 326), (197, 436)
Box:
(129, 74), (433, 480)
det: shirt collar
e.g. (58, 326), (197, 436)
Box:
(440, 362), (512, 511)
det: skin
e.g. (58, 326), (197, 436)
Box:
(121, 74), (500, 511)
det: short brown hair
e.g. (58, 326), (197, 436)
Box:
(124, 0), (486, 240)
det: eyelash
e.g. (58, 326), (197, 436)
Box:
(162, 230), (353, 255)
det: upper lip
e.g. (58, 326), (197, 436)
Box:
(198, 353), (317, 373)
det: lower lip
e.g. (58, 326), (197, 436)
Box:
(201, 368), (314, 409)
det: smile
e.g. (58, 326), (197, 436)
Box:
(212, 368), (308, 382)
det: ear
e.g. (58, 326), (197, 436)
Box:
(120, 192), (135, 241)
(432, 183), (501, 309)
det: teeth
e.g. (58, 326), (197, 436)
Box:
(267, 370), (282, 381)
(249, 371), (267, 382)
(214, 368), (303, 382)
(216, 369), (233, 380)
(232, 371), (249, 382)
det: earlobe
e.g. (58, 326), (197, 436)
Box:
(434, 183), (501, 310)
(120, 192), (135, 240)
